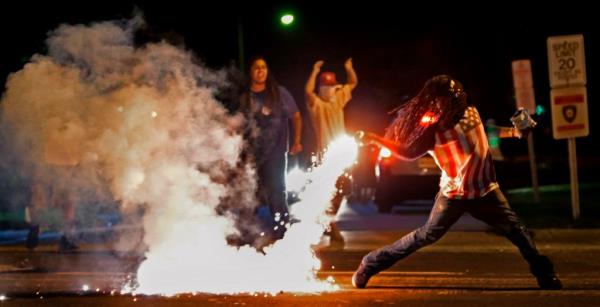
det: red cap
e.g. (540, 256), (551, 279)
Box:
(319, 72), (337, 86)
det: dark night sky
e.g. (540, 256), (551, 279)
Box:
(1, 1), (598, 159)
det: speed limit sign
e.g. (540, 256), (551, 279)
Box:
(547, 35), (586, 87)
(546, 34), (588, 220)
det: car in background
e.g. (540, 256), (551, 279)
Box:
(374, 150), (441, 212)
(349, 145), (441, 213)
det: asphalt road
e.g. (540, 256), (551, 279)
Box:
(1, 228), (599, 306)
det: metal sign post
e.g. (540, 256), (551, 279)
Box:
(512, 59), (539, 202)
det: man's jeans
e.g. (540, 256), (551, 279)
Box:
(361, 189), (554, 277)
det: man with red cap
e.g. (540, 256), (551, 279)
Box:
(305, 58), (358, 246)
(305, 58), (357, 151)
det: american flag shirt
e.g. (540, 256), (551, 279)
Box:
(429, 106), (499, 199)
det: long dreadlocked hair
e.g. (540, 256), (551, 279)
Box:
(239, 56), (282, 114)
(385, 75), (468, 146)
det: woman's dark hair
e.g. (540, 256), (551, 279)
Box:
(385, 75), (468, 146)
(239, 56), (281, 113)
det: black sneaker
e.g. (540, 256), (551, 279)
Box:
(25, 225), (40, 250)
(536, 275), (563, 290)
(529, 255), (562, 290)
(351, 262), (374, 289)
(58, 236), (79, 253)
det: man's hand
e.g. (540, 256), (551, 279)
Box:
(344, 58), (353, 70)
(355, 130), (376, 146)
(354, 130), (366, 144)
(344, 58), (357, 90)
(290, 143), (303, 155)
(313, 60), (324, 72)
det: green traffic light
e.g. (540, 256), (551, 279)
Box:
(281, 14), (294, 26)
(489, 136), (500, 149)
(536, 105), (546, 115)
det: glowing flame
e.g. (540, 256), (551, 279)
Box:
(379, 147), (392, 159)
(132, 135), (358, 295)
(286, 166), (310, 195)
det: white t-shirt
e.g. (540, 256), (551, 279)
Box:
(308, 84), (352, 150)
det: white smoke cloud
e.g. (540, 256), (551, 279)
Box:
(1, 17), (253, 256)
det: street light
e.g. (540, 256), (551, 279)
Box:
(280, 14), (294, 26)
